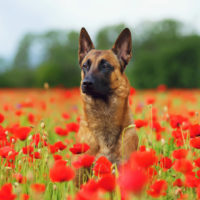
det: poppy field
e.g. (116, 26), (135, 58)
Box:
(0, 86), (200, 200)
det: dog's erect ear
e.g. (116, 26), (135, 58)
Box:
(112, 28), (132, 72)
(79, 28), (95, 64)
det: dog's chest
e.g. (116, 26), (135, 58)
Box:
(85, 101), (121, 147)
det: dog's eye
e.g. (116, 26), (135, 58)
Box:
(99, 59), (109, 70)
(99, 60), (114, 72)
(82, 59), (91, 71)
(102, 62), (107, 69)
(82, 63), (90, 71)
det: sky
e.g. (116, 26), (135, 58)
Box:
(0, 0), (199, 60)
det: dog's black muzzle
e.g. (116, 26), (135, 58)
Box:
(81, 74), (112, 100)
(81, 75), (95, 94)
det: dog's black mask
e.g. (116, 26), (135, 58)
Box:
(81, 59), (114, 100)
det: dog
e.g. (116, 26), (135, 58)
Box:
(75, 27), (138, 182)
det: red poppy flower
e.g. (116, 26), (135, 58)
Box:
(0, 113), (4, 123)
(49, 141), (67, 153)
(172, 130), (188, 147)
(169, 115), (189, 129)
(49, 160), (75, 182)
(172, 129), (184, 140)
(189, 110), (196, 117)
(15, 127), (31, 141)
(15, 110), (23, 116)
(69, 143), (90, 154)
(30, 133), (47, 147)
(66, 122), (79, 133)
(182, 121), (190, 130)
(30, 152), (41, 159)
(190, 137), (200, 149)
(197, 185), (200, 199)
(129, 96), (133, 105)
(49, 144), (58, 154)
(118, 164), (147, 194)
(0, 126), (6, 140)
(172, 149), (188, 159)
(130, 151), (157, 169)
(0, 183), (16, 200)
(54, 141), (67, 150)
(21, 194), (29, 200)
(14, 173), (26, 184)
(3, 104), (10, 112)
(152, 121), (165, 133)
(189, 124), (200, 138)
(147, 180), (167, 198)
(0, 146), (17, 158)
(139, 145), (146, 152)
(73, 154), (95, 168)
(31, 184), (46, 193)
(197, 170), (200, 178)
(32, 133), (40, 146)
(28, 113), (35, 123)
(93, 156), (112, 177)
(76, 116), (81, 123)
(160, 157), (173, 170)
(98, 174), (116, 192)
(146, 97), (155, 105)
(53, 154), (62, 160)
(135, 119), (148, 128)
(81, 179), (99, 192)
(31, 133), (40, 147)
(194, 158), (200, 167)
(173, 178), (184, 187)
(173, 159), (193, 174)
(147, 167), (157, 180)
(14, 173), (23, 183)
(55, 126), (68, 136)
(62, 112), (70, 120)
(20, 100), (33, 108)
(75, 179), (99, 200)
(22, 145), (34, 155)
(130, 87), (136, 95)
(185, 175), (200, 188)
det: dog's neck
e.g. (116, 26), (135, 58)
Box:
(82, 92), (132, 128)
(81, 75), (132, 123)
(81, 92), (133, 152)
(82, 93), (123, 114)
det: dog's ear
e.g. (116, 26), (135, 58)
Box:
(79, 28), (95, 64)
(112, 28), (132, 72)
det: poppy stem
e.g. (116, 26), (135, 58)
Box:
(121, 124), (136, 163)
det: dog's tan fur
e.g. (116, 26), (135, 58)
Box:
(74, 28), (138, 184)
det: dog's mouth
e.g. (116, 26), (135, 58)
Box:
(81, 84), (112, 100)
(81, 84), (100, 96)
(81, 84), (93, 94)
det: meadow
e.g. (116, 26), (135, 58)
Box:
(0, 86), (200, 200)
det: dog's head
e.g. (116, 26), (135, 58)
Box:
(78, 28), (132, 100)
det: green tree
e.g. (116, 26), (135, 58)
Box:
(13, 33), (34, 69)
(0, 19), (200, 89)
(96, 24), (126, 49)
(129, 19), (200, 88)
(35, 30), (80, 87)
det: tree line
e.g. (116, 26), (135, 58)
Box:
(0, 19), (200, 88)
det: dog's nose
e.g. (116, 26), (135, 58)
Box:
(82, 77), (94, 87)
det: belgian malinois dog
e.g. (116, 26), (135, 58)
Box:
(76, 27), (138, 172)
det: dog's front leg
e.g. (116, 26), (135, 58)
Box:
(95, 139), (121, 165)
(117, 127), (139, 162)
